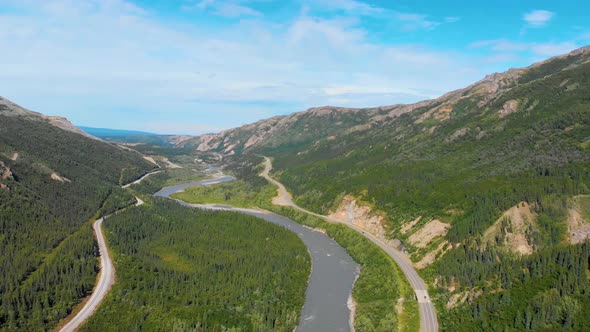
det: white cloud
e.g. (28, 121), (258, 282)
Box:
(396, 13), (439, 30)
(214, 3), (262, 17)
(307, 0), (384, 16)
(470, 39), (579, 58)
(0, 0), (493, 133)
(196, 0), (215, 10)
(523, 10), (554, 27)
(531, 42), (577, 56)
(186, 0), (261, 17)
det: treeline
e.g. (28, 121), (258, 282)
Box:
(0, 115), (155, 331)
(82, 199), (310, 332)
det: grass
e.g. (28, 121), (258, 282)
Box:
(171, 179), (276, 208)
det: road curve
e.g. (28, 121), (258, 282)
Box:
(122, 169), (163, 189)
(155, 176), (360, 332)
(60, 179), (150, 331)
(260, 157), (439, 332)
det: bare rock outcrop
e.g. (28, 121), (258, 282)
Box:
(51, 172), (71, 183)
(407, 219), (451, 248)
(498, 100), (519, 118)
(483, 202), (536, 255)
(0, 161), (13, 180)
(328, 195), (398, 247)
(567, 195), (590, 245)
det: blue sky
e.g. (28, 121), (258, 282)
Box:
(0, 0), (589, 134)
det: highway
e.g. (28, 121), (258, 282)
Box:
(59, 184), (148, 331)
(260, 157), (439, 332)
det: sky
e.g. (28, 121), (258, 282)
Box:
(0, 0), (589, 135)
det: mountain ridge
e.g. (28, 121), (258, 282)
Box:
(0, 96), (97, 140)
(188, 45), (590, 156)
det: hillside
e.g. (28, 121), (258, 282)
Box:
(196, 46), (590, 330)
(0, 98), (156, 331)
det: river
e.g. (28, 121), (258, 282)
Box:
(155, 176), (360, 332)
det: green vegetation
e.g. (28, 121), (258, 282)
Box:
(267, 206), (420, 332)
(82, 199), (310, 332)
(130, 168), (207, 195)
(172, 179), (275, 208)
(436, 242), (590, 331)
(175, 156), (420, 331)
(252, 54), (590, 330)
(0, 113), (155, 331)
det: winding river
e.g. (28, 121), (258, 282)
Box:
(155, 176), (360, 332)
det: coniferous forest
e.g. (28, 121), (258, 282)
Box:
(0, 114), (155, 331)
(82, 199), (310, 332)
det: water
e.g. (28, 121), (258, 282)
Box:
(155, 177), (360, 332)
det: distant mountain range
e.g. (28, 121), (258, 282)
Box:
(78, 126), (159, 138)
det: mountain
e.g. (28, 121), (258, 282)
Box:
(0, 98), (157, 331)
(79, 125), (193, 148)
(191, 46), (590, 156)
(78, 126), (159, 138)
(186, 105), (399, 155)
(197, 46), (590, 330)
(0, 97), (96, 139)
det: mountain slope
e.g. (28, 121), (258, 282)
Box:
(192, 46), (590, 157)
(0, 98), (156, 331)
(196, 46), (590, 331)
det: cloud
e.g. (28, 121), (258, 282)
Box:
(531, 42), (577, 56)
(396, 12), (439, 30)
(214, 3), (262, 17)
(306, 0), (384, 16)
(523, 10), (554, 27)
(0, 0), (494, 133)
(470, 39), (579, 58)
(186, 0), (262, 17)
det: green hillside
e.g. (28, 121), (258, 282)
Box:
(0, 103), (156, 331)
(209, 47), (590, 330)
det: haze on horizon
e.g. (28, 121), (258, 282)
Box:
(1, 0), (589, 135)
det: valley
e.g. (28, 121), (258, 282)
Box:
(1, 43), (590, 332)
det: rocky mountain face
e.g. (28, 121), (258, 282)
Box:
(190, 46), (590, 157)
(185, 105), (395, 155)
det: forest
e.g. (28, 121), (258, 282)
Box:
(252, 50), (590, 330)
(0, 115), (155, 331)
(184, 156), (421, 331)
(82, 199), (310, 332)
(435, 240), (590, 331)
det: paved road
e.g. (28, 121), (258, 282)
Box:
(60, 184), (149, 331)
(155, 176), (360, 332)
(260, 157), (439, 332)
(122, 169), (163, 188)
